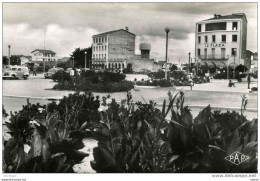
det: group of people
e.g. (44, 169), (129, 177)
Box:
(228, 74), (251, 89)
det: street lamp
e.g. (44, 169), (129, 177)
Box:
(188, 52), (191, 72)
(85, 51), (87, 69)
(8, 45), (11, 67)
(165, 27), (170, 80)
(72, 56), (74, 68)
(233, 49), (237, 79)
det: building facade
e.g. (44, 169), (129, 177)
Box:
(31, 49), (56, 62)
(195, 13), (247, 75)
(91, 28), (160, 72)
(92, 28), (135, 70)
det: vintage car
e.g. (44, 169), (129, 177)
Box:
(2, 66), (30, 80)
(44, 67), (64, 79)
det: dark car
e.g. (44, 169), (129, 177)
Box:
(44, 67), (64, 79)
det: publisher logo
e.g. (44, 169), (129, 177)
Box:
(225, 151), (249, 165)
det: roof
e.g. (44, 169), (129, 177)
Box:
(31, 49), (56, 54)
(93, 29), (135, 37)
(203, 13), (247, 22)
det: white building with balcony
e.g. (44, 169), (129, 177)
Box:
(31, 49), (56, 62)
(195, 13), (247, 75)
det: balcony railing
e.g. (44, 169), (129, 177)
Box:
(198, 54), (229, 60)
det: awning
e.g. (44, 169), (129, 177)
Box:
(216, 62), (227, 69)
(228, 63), (238, 69)
(208, 62), (216, 69)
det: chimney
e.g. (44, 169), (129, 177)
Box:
(125, 26), (129, 31)
(214, 14), (217, 18)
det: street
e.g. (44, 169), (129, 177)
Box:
(3, 74), (257, 120)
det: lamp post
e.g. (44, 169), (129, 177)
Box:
(8, 45), (11, 67)
(233, 49), (236, 79)
(72, 56), (74, 68)
(165, 27), (170, 80)
(85, 51), (87, 69)
(188, 52), (191, 72)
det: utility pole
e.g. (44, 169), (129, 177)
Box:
(188, 52), (191, 72)
(85, 51), (87, 69)
(43, 29), (46, 73)
(233, 50), (236, 79)
(165, 28), (170, 80)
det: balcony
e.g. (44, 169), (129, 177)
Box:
(198, 54), (229, 60)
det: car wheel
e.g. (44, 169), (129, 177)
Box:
(12, 75), (16, 80)
(23, 75), (28, 80)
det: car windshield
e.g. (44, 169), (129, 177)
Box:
(11, 68), (17, 71)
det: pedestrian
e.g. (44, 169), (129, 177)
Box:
(189, 77), (194, 90)
(33, 66), (37, 76)
(228, 79), (235, 87)
(70, 68), (75, 77)
(247, 74), (251, 89)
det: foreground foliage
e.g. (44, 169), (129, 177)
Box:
(3, 91), (257, 173)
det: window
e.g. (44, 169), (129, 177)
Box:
(212, 48), (215, 59)
(232, 35), (237, 42)
(204, 48), (207, 58)
(18, 68), (21, 71)
(221, 35), (226, 42)
(212, 35), (216, 43)
(105, 37), (107, 43)
(221, 48), (226, 59)
(205, 36), (208, 43)
(198, 36), (201, 44)
(232, 22), (238, 30)
(231, 48), (237, 56)
(205, 22), (227, 31)
(105, 45), (106, 51)
(198, 24), (201, 32)
(197, 49), (201, 56)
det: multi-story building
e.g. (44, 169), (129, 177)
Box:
(195, 13), (247, 75)
(92, 27), (135, 70)
(31, 49), (56, 62)
(91, 27), (161, 72)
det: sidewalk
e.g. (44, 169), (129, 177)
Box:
(176, 79), (257, 93)
(28, 73), (45, 79)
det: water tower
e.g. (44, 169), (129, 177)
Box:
(139, 43), (151, 59)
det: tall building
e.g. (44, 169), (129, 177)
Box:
(91, 27), (161, 72)
(195, 13), (247, 75)
(92, 27), (135, 70)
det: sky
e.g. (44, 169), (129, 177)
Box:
(2, 2), (258, 63)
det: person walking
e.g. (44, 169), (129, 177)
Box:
(189, 76), (194, 90)
(33, 66), (37, 76)
(247, 74), (251, 89)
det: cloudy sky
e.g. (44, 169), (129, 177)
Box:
(3, 2), (257, 63)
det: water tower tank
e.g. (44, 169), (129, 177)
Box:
(139, 43), (151, 59)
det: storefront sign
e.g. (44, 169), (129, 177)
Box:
(205, 43), (225, 48)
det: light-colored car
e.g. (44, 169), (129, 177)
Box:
(44, 67), (64, 79)
(3, 66), (30, 80)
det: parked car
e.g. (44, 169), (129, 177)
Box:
(44, 67), (64, 79)
(2, 66), (30, 80)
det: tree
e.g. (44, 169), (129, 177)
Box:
(10, 55), (21, 65)
(70, 47), (92, 68)
(3, 56), (8, 65)
(170, 64), (178, 71)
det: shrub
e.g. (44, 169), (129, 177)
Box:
(52, 71), (71, 82)
(90, 91), (257, 173)
(53, 70), (132, 92)
(3, 92), (257, 173)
